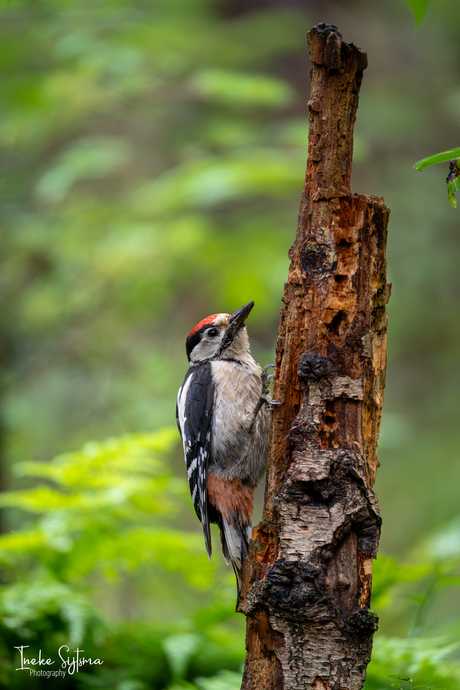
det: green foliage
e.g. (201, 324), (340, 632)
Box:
(35, 137), (131, 204)
(413, 149), (460, 172)
(363, 526), (460, 689)
(194, 669), (243, 690)
(365, 637), (459, 689)
(0, 430), (215, 586)
(2, 428), (460, 688)
(192, 70), (294, 107)
(0, 0), (307, 470)
(371, 555), (430, 611)
(0, 429), (214, 585)
(0, 429), (247, 689)
(414, 149), (460, 209)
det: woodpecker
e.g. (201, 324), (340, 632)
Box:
(176, 301), (279, 602)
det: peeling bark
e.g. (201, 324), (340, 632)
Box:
(240, 24), (390, 690)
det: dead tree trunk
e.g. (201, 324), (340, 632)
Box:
(240, 24), (390, 690)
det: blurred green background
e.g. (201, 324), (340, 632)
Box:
(1, 0), (460, 688)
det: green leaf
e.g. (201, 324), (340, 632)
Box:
(162, 633), (201, 680)
(404, 0), (428, 26)
(413, 148), (460, 171)
(448, 193), (457, 209)
(414, 150), (460, 209)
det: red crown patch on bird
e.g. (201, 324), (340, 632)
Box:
(188, 314), (219, 338)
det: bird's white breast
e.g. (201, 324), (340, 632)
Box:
(210, 357), (269, 484)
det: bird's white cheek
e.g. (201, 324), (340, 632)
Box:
(192, 340), (221, 362)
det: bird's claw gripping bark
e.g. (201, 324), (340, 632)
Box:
(249, 366), (283, 432)
(261, 364), (274, 375)
(260, 365), (283, 412)
(260, 365), (282, 412)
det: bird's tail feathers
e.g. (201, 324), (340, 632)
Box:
(220, 518), (252, 605)
(202, 506), (212, 562)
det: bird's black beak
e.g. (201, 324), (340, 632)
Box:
(220, 301), (254, 351)
(229, 301), (254, 330)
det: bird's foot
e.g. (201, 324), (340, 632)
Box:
(260, 364), (283, 412)
(249, 366), (283, 431)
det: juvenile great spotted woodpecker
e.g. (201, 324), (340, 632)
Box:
(176, 301), (280, 601)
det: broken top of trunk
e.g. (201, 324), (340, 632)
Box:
(307, 23), (367, 201)
(241, 24), (390, 690)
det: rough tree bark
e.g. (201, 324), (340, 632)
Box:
(239, 24), (390, 690)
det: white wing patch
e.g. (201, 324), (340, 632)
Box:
(177, 372), (194, 462)
(187, 457), (197, 478)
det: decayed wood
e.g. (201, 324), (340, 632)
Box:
(240, 24), (390, 690)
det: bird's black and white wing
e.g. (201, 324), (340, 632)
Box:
(176, 362), (214, 560)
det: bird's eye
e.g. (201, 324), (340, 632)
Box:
(208, 328), (219, 337)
